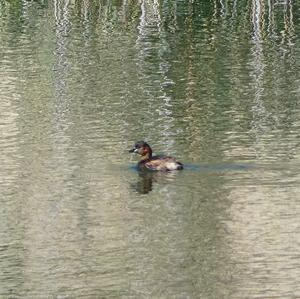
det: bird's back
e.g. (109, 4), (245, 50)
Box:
(140, 155), (183, 171)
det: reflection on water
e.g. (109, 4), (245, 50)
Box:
(1, 0), (300, 298)
(132, 169), (181, 194)
(134, 170), (154, 194)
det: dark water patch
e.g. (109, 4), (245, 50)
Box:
(183, 163), (252, 172)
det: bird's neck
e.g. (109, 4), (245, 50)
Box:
(140, 152), (152, 161)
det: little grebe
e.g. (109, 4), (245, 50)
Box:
(129, 141), (183, 171)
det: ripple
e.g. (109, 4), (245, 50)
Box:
(1, 1), (300, 298)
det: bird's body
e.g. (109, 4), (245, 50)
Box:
(129, 141), (183, 171)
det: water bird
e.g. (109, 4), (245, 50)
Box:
(129, 141), (183, 171)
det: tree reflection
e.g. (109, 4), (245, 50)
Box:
(1, 0), (298, 154)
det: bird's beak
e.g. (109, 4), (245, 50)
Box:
(129, 148), (137, 153)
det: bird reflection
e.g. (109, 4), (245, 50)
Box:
(133, 170), (179, 194)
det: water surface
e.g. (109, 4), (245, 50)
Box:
(0, 1), (300, 298)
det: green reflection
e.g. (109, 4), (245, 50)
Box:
(0, 0), (300, 298)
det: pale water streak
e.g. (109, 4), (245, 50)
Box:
(0, 1), (300, 298)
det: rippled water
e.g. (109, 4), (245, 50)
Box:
(1, 1), (300, 298)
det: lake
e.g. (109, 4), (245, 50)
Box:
(0, 0), (300, 298)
